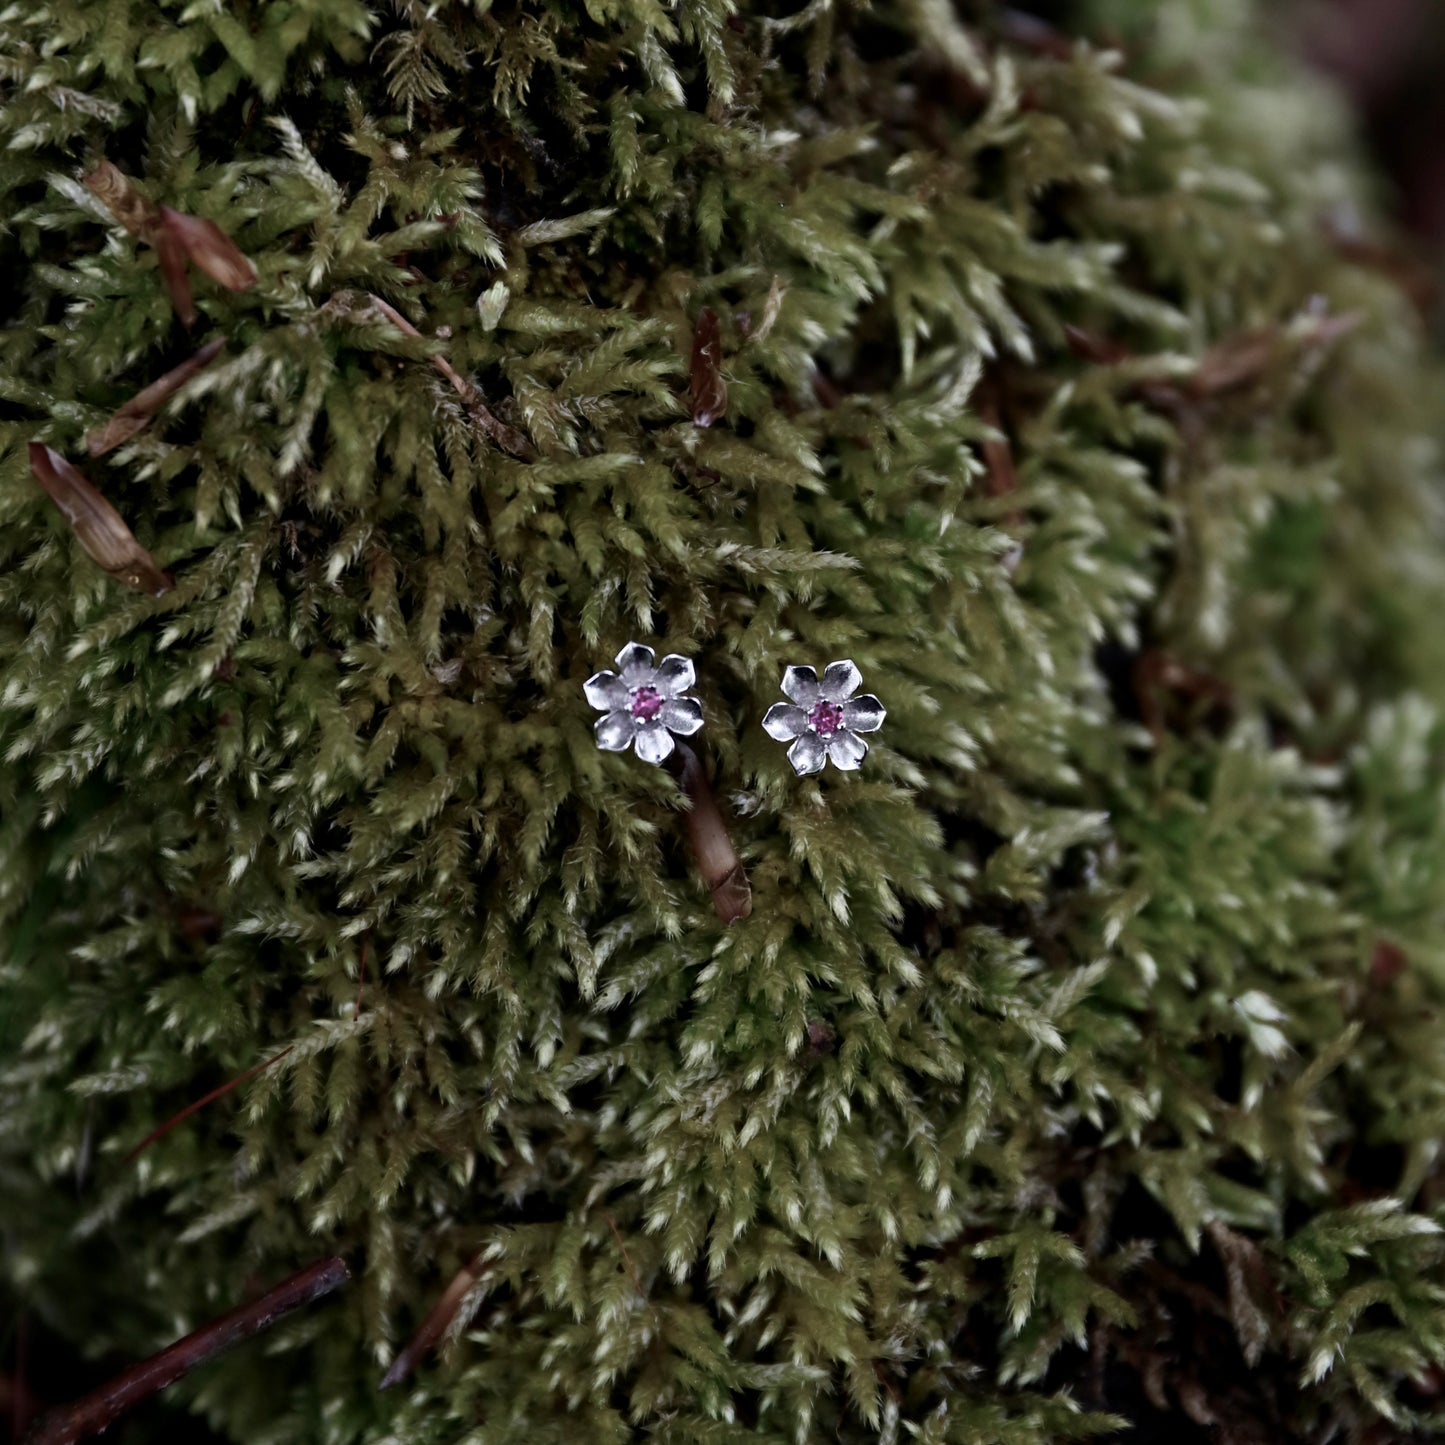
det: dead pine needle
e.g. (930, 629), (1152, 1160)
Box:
(380, 1253), (489, 1391)
(603, 1210), (648, 1305)
(21, 1257), (350, 1445)
(122, 1044), (295, 1167)
(86, 338), (226, 456)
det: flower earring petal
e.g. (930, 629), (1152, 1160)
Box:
(595, 711), (635, 751)
(764, 659), (885, 775)
(634, 723), (676, 765)
(585, 672), (631, 713)
(661, 697), (704, 735)
(654, 654), (696, 696)
(781, 665), (821, 705)
(762, 703), (808, 742)
(827, 731), (868, 770)
(616, 642), (659, 686)
(787, 733), (827, 775)
(820, 660), (862, 701)
(843, 695), (886, 733)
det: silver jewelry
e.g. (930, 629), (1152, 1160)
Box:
(762, 660), (885, 774)
(586, 642), (704, 765)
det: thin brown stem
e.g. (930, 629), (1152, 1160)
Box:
(22, 1258), (350, 1445)
(380, 1253), (489, 1390)
(665, 742), (752, 923)
(122, 1044), (294, 1167)
(603, 1210), (648, 1305)
(366, 295), (533, 458)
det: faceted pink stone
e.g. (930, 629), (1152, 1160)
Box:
(630, 685), (663, 722)
(808, 699), (844, 736)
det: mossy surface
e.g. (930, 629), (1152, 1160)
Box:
(3, 3), (1445, 1441)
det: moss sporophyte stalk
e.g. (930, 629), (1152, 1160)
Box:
(4, 1), (1445, 1442)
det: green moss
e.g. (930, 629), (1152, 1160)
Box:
(3, 1), (1445, 1440)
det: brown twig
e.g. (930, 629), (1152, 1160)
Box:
(974, 387), (1018, 500)
(1065, 307), (1361, 414)
(689, 306), (727, 427)
(1132, 649), (1234, 744)
(380, 1253), (489, 1390)
(27, 443), (173, 596)
(21, 1258), (350, 1445)
(1369, 940), (1407, 988)
(665, 742), (752, 923)
(86, 339), (227, 455)
(122, 1044), (295, 1167)
(366, 294), (533, 458)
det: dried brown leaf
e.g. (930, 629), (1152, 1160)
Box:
(1062, 324), (1134, 365)
(86, 338), (226, 455)
(1189, 310), (1360, 398)
(689, 306), (728, 428)
(975, 391), (1017, 497)
(1188, 326), (1282, 397)
(1206, 1221), (1275, 1368)
(83, 160), (254, 322)
(159, 206), (257, 293)
(27, 443), (173, 595)
(152, 226), (196, 326)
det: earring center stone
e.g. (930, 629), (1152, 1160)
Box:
(630, 685), (664, 722)
(808, 700), (844, 736)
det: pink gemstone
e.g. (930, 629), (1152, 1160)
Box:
(630, 685), (663, 722)
(808, 700), (844, 736)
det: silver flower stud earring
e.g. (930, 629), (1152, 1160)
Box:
(762, 660), (886, 774)
(586, 642), (704, 765)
